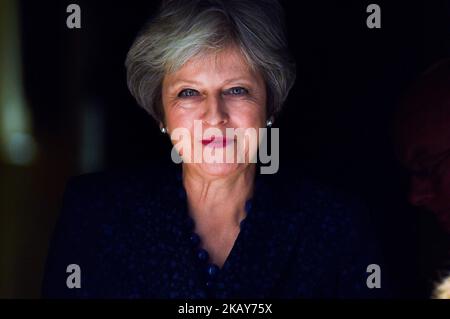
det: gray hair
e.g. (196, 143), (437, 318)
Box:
(125, 0), (296, 124)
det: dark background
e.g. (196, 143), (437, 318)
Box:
(1, 0), (449, 297)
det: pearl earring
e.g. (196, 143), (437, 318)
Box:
(161, 127), (167, 134)
(266, 117), (274, 127)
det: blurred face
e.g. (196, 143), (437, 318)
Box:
(396, 87), (450, 233)
(161, 46), (267, 178)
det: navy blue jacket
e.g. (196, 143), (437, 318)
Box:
(42, 163), (388, 298)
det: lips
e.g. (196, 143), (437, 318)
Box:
(201, 136), (234, 147)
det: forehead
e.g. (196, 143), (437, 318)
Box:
(164, 46), (259, 85)
(191, 46), (250, 70)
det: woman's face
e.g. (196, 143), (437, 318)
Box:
(161, 46), (267, 178)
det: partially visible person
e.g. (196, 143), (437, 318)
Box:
(394, 58), (450, 298)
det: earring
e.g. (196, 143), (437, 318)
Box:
(161, 127), (167, 134)
(266, 117), (274, 127)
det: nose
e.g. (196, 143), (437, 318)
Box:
(408, 175), (435, 207)
(201, 95), (228, 126)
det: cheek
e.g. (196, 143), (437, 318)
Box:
(229, 104), (266, 129)
(165, 108), (196, 132)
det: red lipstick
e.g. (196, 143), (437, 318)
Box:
(201, 136), (234, 148)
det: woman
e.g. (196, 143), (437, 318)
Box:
(43, 0), (386, 298)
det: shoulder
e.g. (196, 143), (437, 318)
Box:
(52, 162), (184, 248)
(261, 168), (380, 261)
(63, 162), (175, 201)
(263, 171), (388, 297)
(260, 169), (373, 230)
(42, 163), (182, 298)
(61, 162), (180, 218)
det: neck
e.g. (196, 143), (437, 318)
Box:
(182, 164), (256, 228)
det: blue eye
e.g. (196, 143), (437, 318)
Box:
(227, 87), (248, 96)
(178, 89), (199, 98)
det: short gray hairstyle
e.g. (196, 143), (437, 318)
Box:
(125, 0), (296, 124)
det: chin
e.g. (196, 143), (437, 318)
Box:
(197, 162), (243, 177)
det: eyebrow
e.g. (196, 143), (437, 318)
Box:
(168, 77), (254, 88)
